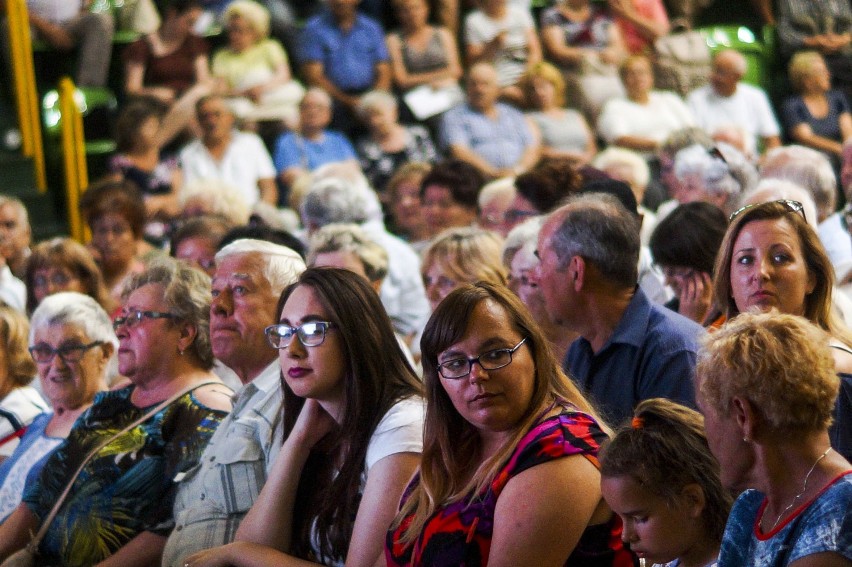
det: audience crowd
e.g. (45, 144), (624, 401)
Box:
(0, 0), (851, 565)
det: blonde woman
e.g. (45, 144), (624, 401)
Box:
(212, 0), (305, 127)
(421, 227), (506, 311)
(523, 62), (597, 165)
(782, 51), (852, 159)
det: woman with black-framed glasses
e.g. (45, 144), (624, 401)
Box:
(0, 258), (233, 567)
(713, 199), (852, 461)
(184, 267), (423, 567)
(386, 282), (635, 566)
(0, 292), (110, 524)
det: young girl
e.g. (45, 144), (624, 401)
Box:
(600, 399), (731, 567)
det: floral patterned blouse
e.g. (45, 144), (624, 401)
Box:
(22, 385), (228, 567)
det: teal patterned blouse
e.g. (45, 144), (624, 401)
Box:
(22, 385), (228, 567)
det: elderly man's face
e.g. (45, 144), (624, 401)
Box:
(0, 203), (30, 264)
(198, 98), (234, 142)
(300, 94), (332, 131)
(467, 66), (500, 111)
(532, 213), (575, 327)
(709, 54), (742, 97)
(210, 252), (280, 381)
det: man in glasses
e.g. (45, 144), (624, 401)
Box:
(534, 193), (704, 427)
(162, 239), (306, 567)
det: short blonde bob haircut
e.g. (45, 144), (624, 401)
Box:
(521, 61), (566, 108)
(697, 311), (839, 436)
(788, 51), (826, 94)
(421, 227), (507, 288)
(223, 0), (270, 39)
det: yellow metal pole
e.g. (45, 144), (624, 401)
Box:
(6, 0), (47, 191)
(7, 0), (32, 156)
(59, 78), (85, 242)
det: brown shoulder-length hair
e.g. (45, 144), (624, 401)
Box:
(79, 178), (146, 240)
(25, 237), (115, 315)
(394, 282), (605, 543)
(713, 200), (852, 347)
(277, 267), (422, 564)
(0, 303), (37, 393)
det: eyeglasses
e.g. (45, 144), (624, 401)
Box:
(29, 341), (103, 364)
(113, 310), (177, 331)
(265, 321), (337, 349)
(504, 209), (538, 223)
(32, 271), (78, 289)
(728, 199), (806, 222)
(437, 337), (527, 379)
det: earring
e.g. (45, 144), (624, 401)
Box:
(742, 436), (749, 443)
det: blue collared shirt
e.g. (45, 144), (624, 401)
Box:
(563, 287), (704, 427)
(439, 102), (535, 169)
(299, 11), (389, 92)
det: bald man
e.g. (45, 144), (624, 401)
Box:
(686, 49), (781, 156)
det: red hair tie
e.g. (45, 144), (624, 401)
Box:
(631, 416), (644, 429)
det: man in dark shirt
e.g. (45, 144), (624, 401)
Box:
(534, 192), (704, 426)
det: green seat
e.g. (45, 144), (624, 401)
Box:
(42, 86), (118, 156)
(697, 25), (768, 90)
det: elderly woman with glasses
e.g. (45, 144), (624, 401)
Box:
(24, 237), (116, 316)
(183, 267), (423, 567)
(0, 258), (232, 567)
(713, 198), (852, 461)
(386, 282), (634, 566)
(0, 292), (112, 524)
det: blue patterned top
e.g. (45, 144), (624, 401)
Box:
(718, 471), (852, 566)
(22, 385), (228, 567)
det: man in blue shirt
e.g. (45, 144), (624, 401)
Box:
(439, 62), (540, 179)
(534, 192), (704, 426)
(298, 0), (390, 136)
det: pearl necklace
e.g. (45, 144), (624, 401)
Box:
(767, 447), (832, 531)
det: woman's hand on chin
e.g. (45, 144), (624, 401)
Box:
(290, 398), (337, 450)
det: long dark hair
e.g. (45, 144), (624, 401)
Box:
(278, 267), (422, 563)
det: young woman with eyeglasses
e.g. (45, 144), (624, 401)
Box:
(184, 267), (424, 567)
(713, 198), (852, 460)
(386, 282), (635, 567)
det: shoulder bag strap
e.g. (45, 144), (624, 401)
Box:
(26, 381), (220, 551)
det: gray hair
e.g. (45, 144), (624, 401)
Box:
(308, 223), (389, 282)
(547, 193), (640, 288)
(675, 143), (757, 200)
(479, 176), (517, 210)
(592, 147), (650, 189)
(30, 291), (118, 350)
(121, 257), (216, 368)
(740, 179), (820, 229)
(357, 90), (397, 118)
(760, 145), (837, 222)
(215, 238), (306, 296)
(502, 216), (542, 268)
(301, 172), (383, 229)
(0, 195), (29, 226)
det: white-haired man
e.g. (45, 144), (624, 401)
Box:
(162, 239), (305, 567)
(687, 49), (781, 155)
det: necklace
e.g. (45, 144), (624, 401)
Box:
(767, 447), (832, 531)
